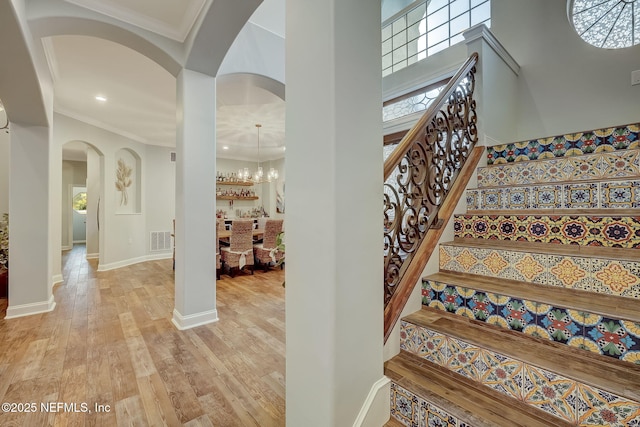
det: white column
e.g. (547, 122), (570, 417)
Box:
(173, 69), (218, 330)
(6, 124), (55, 318)
(286, 1), (386, 426)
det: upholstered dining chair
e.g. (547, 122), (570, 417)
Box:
(217, 218), (229, 247)
(215, 231), (221, 280)
(220, 219), (255, 277)
(253, 219), (284, 270)
(254, 217), (268, 244)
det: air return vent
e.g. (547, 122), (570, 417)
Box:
(170, 151), (176, 162)
(150, 231), (172, 251)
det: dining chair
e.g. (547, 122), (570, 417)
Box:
(220, 219), (255, 277)
(215, 229), (221, 280)
(254, 217), (268, 243)
(253, 219), (284, 270)
(217, 218), (229, 247)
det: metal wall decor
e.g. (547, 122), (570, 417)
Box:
(383, 57), (478, 305)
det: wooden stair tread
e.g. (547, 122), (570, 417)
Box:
(383, 416), (406, 427)
(424, 270), (640, 323)
(386, 351), (574, 427)
(443, 238), (639, 262)
(458, 209), (640, 218)
(467, 208), (640, 216)
(404, 307), (640, 402)
(475, 177), (640, 190)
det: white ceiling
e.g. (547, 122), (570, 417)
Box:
(46, 0), (286, 162)
(64, 0), (209, 42)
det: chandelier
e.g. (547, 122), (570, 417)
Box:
(568, 0), (640, 49)
(238, 124), (279, 183)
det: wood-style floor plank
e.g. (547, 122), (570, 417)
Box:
(0, 245), (286, 426)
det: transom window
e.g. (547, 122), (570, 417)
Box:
(382, 0), (491, 77)
(383, 80), (447, 122)
(569, 0), (639, 49)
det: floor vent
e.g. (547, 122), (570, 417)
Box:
(150, 231), (172, 251)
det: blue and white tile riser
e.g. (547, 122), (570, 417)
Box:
(466, 179), (640, 210)
(486, 123), (640, 165)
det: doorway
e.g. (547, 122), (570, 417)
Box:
(72, 186), (87, 244)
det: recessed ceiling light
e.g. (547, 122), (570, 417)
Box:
(222, 146), (229, 150)
(282, 146), (286, 151)
(95, 95), (107, 102)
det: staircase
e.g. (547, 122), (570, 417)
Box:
(385, 123), (640, 427)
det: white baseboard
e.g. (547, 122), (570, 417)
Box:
(5, 295), (56, 319)
(97, 253), (172, 271)
(61, 245), (72, 251)
(353, 376), (391, 427)
(73, 240), (86, 244)
(86, 253), (99, 260)
(146, 252), (173, 261)
(171, 308), (218, 330)
(51, 274), (63, 290)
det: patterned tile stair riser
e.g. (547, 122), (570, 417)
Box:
(453, 215), (640, 249)
(438, 245), (640, 299)
(399, 321), (640, 427)
(486, 123), (640, 165)
(466, 180), (640, 211)
(421, 280), (640, 364)
(477, 149), (640, 188)
(390, 382), (473, 427)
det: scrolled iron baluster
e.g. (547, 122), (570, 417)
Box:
(383, 58), (479, 304)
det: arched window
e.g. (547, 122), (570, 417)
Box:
(382, 0), (491, 76)
(569, 0), (639, 49)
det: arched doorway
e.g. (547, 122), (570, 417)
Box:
(61, 140), (104, 263)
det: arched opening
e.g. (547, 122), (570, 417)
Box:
(61, 140), (104, 265)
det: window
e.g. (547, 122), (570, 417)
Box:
(382, 0), (491, 76)
(73, 192), (87, 213)
(383, 81), (446, 122)
(569, 0), (639, 49)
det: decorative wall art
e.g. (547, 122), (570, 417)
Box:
(115, 158), (133, 206)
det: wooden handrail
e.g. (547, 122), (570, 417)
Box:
(383, 146), (484, 342)
(384, 52), (478, 181)
(382, 52), (480, 341)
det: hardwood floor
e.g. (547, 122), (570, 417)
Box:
(0, 245), (285, 426)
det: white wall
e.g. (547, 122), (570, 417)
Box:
(86, 147), (100, 257)
(491, 0), (640, 139)
(53, 113), (176, 270)
(0, 130), (9, 214)
(144, 145), (176, 255)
